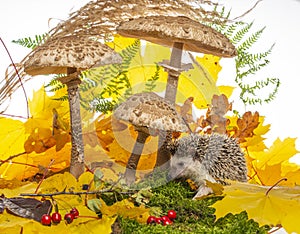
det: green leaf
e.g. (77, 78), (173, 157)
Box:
(87, 199), (102, 214)
(94, 169), (104, 189)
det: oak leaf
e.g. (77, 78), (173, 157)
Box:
(196, 94), (231, 134)
(232, 111), (260, 143)
(179, 96), (194, 124)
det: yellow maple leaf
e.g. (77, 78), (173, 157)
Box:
(0, 142), (72, 180)
(106, 34), (137, 52)
(69, 216), (117, 234)
(179, 54), (229, 108)
(100, 198), (150, 223)
(0, 204), (114, 234)
(107, 126), (157, 171)
(0, 155), (36, 180)
(0, 86), (72, 180)
(250, 160), (300, 187)
(126, 42), (169, 95)
(0, 179), (37, 197)
(218, 85), (235, 99)
(250, 138), (299, 169)
(38, 172), (77, 194)
(28, 86), (69, 121)
(106, 35), (233, 108)
(0, 118), (27, 159)
(212, 181), (300, 234)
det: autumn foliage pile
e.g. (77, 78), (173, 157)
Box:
(1, 36), (300, 233)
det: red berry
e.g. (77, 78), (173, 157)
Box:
(155, 217), (163, 224)
(70, 207), (79, 218)
(167, 210), (177, 220)
(163, 219), (172, 226)
(147, 216), (156, 224)
(161, 215), (171, 222)
(41, 214), (52, 226)
(51, 212), (62, 224)
(64, 213), (74, 224)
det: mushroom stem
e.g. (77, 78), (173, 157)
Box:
(156, 42), (184, 168)
(124, 128), (150, 185)
(61, 68), (85, 179)
(155, 131), (173, 170)
(164, 42), (184, 104)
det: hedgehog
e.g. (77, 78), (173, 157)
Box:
(168, 133), (247, 198)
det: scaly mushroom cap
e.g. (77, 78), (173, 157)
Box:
(24, 35), (122, 76)
(113, 92), (188, 132)
(117, 16), (237, 58)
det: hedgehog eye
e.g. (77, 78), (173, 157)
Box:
(177, 162), (185, 167)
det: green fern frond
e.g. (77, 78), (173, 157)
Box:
(51, 95), (69, 102)
(238, 77), (280, 105)
(83, 97), (116, 113)
(44, 74), (67, 93)
(230, 22), (253, 44)
(236, 60), (270, 78)
(237, 26), (266, 52)
(80, 39), (139, 92)
(236, 44), (274, 67)
(209, 6), (280, 106)
(144, 64), (160, 92)
(12, 33), (48, 49)
(79, 39), (140, 112)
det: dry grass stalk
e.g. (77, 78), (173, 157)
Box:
(1, 0), (226, 109)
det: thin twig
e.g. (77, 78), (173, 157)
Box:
(20, 189), (135, 197)
(233, 0), (263, 21)
(34, 159), (55, 194)
(0, 113), (28, 120)
(0, 37), (30, 118)
(0, 152), (27, 165)
(188, 52), (212, 85)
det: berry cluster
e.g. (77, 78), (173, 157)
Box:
(41, 207), (79, 226)
(147, 210), (177, 226)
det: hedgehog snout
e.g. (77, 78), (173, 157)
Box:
(168, 158), (187, 180)
(167, 167), (184, 181)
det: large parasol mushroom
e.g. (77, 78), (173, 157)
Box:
(117, 15), (237, 103)
(24, 35), (122, 179)
(117, 15), (237, 167)
(113, 92), (188, 184)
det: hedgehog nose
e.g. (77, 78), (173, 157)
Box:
(167, 173), (173, 181)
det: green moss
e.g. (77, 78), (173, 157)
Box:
(119, 181), (270, 234)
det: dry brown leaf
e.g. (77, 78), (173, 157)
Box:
(180, 96), (194, 123)
(202, 94), (232, 134)
(233, 111), (260, 142)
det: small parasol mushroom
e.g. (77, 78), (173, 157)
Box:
(113, 92), (188, 184)
(24, 35), (122, 179)
(117, 15), (237, 167)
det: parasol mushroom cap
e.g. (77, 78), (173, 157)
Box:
(117, 15), (237, 58)
(24, 35), (122, 76)
(113, 92), (188, 133)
